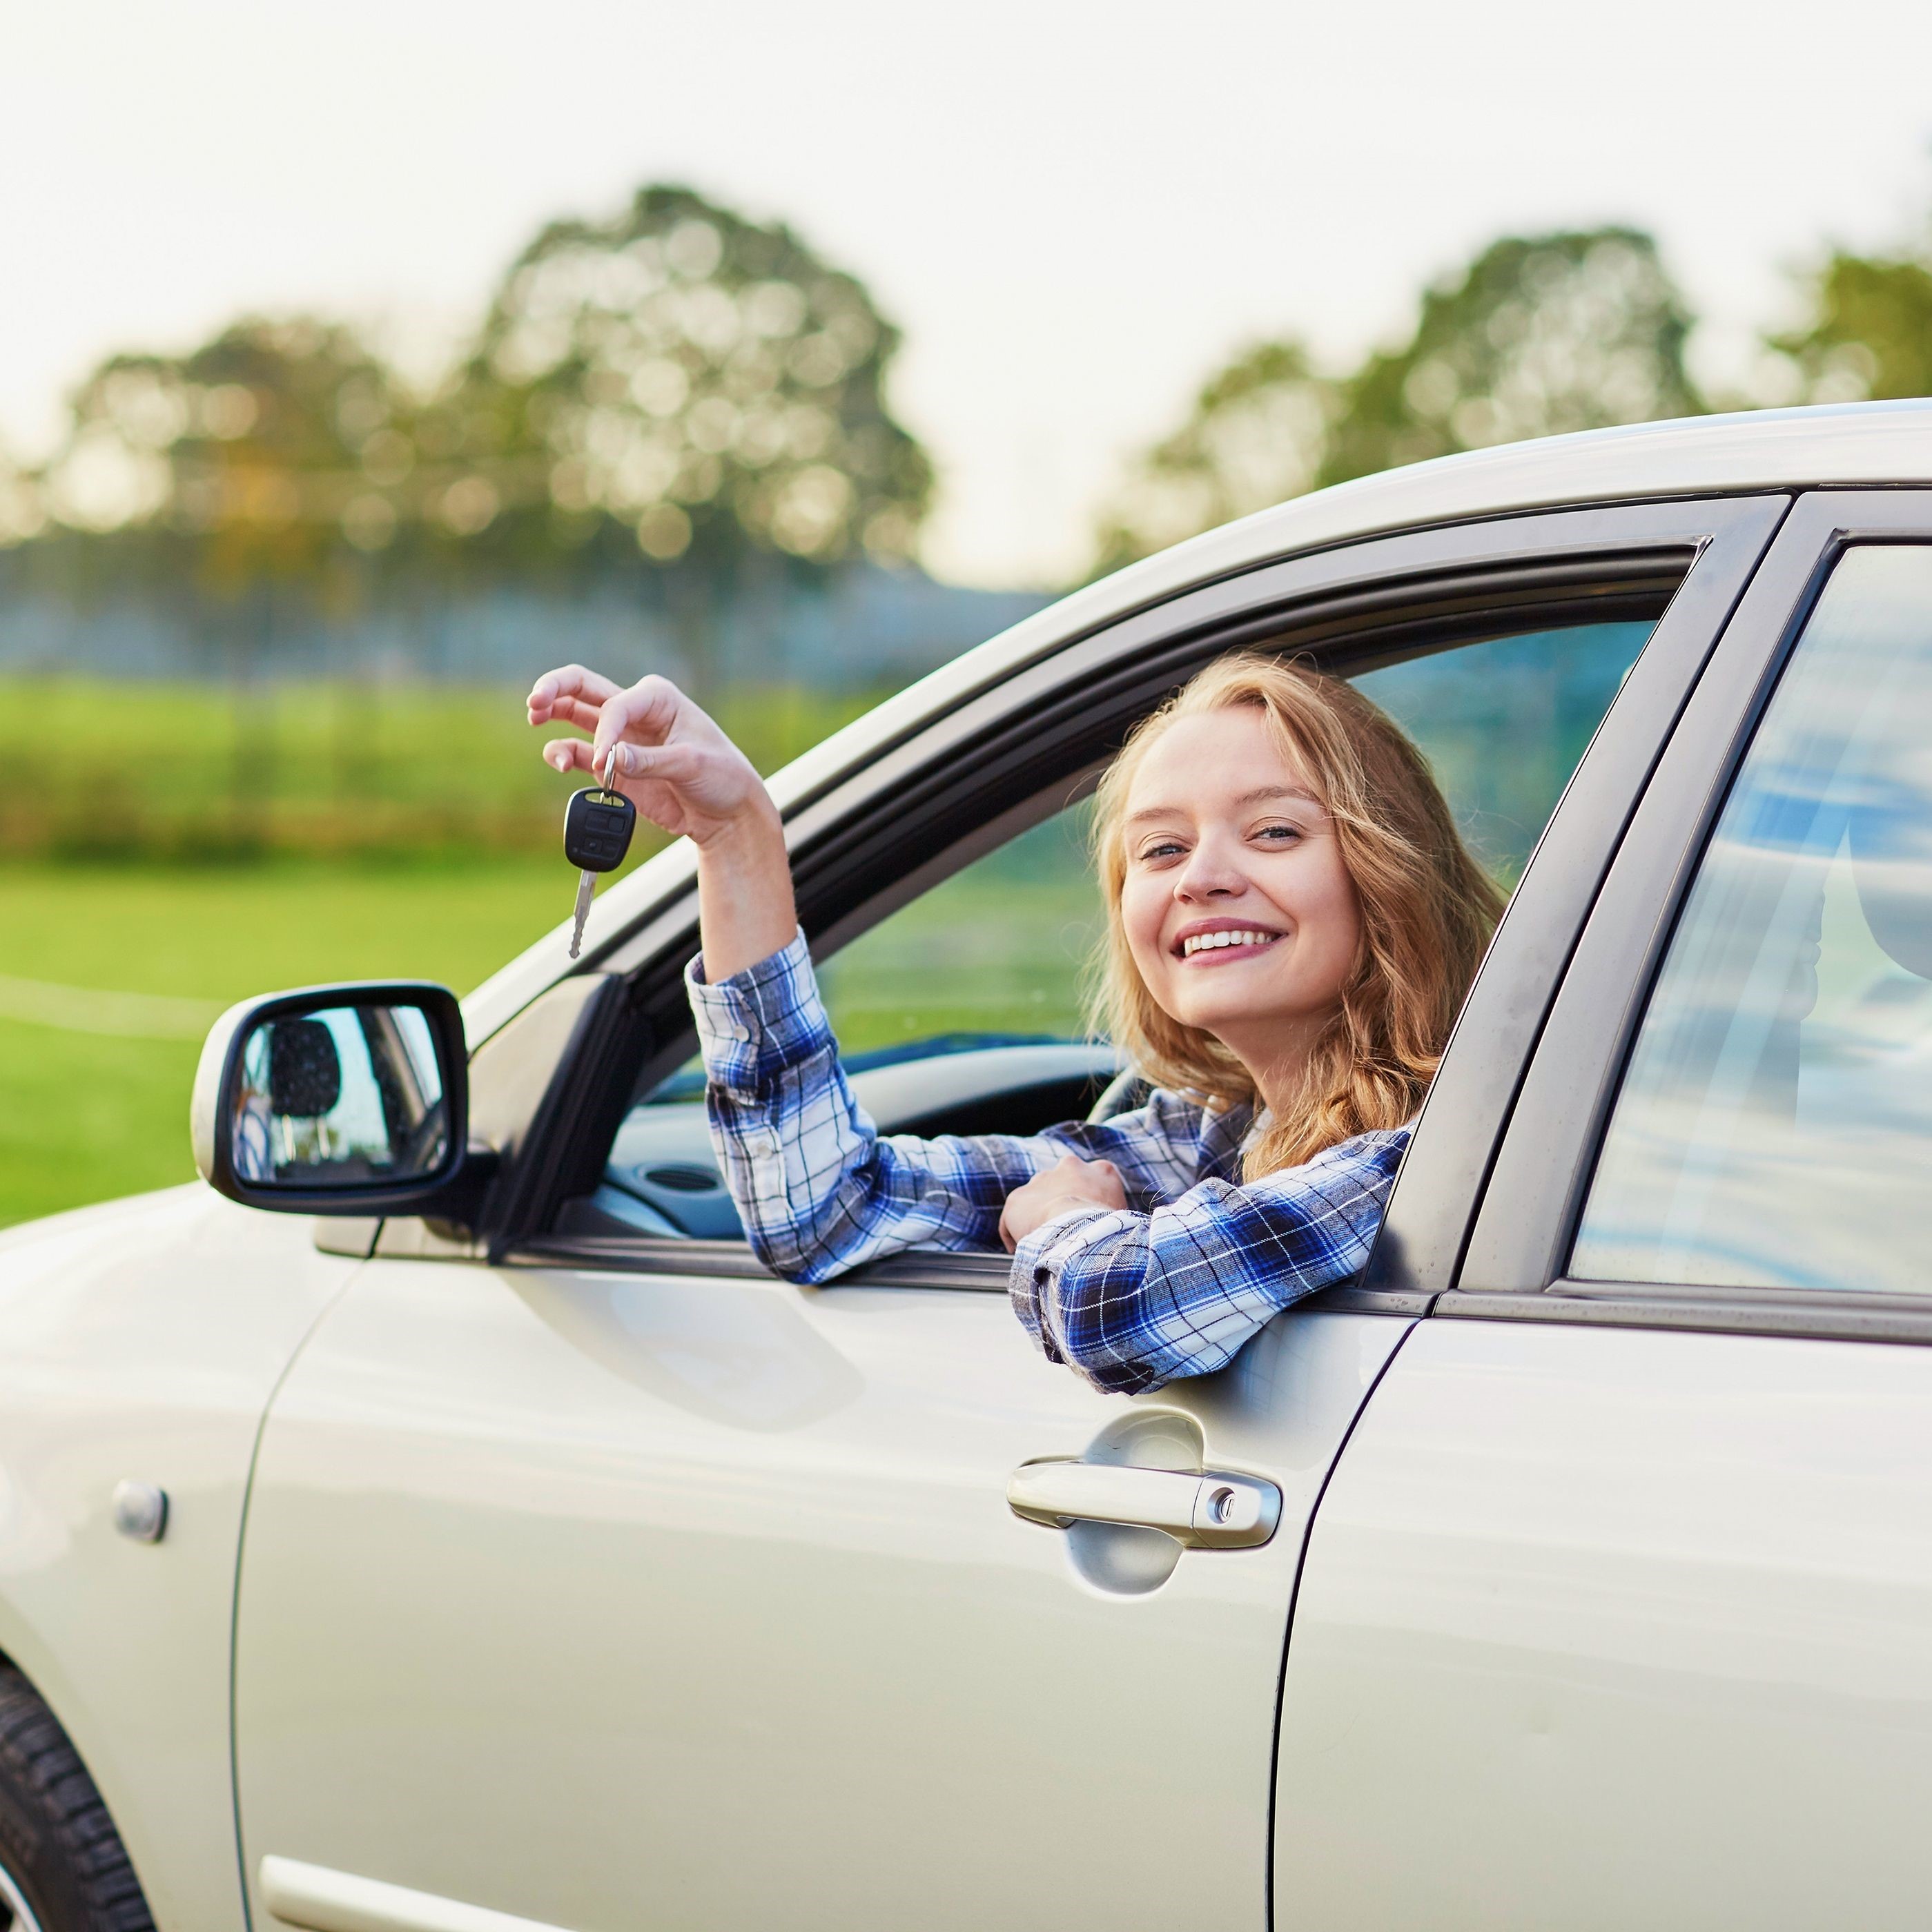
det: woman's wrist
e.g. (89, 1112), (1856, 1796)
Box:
(694, 799), (797, 981)
(691, 789), (783, 855)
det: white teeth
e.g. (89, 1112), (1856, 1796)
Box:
(1181, 929), (1277, 957)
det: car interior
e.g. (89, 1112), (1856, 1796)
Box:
(551, 606), (1670, 1249)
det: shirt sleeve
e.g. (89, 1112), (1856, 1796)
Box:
(687, 930), (1212, 1282)
(1007, 1128), (1409, 1396)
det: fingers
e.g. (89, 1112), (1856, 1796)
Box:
(591, 676), (687, 775)
(542, 738), (601, 777)
(527, 664), (623, 728)
(1053, 1154), (1120, 1180)
(547, 736), (711, 797)
(601, 739), (710, 788)
(1048, 1153), (1126, 1208)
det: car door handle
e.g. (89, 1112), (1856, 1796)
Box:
(1006, 1458), (1281, 1549)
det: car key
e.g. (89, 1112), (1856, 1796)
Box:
(563, 760), (637, 958)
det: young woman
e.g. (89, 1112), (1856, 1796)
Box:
(528, 654), (1503, 1395)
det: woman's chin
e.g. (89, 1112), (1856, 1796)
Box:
(1167, 985), (1285, 1037)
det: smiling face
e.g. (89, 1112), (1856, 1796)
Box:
(1115, 705), (1363, 1092)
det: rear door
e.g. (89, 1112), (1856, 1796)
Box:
(230, 500), (1780, 1932)
(1275, 493), (1932, 1931)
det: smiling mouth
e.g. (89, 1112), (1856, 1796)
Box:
(1177, 928), (1283, 959)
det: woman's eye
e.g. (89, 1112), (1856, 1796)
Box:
(1138, 840), (1186, 862)
(1256, 823), (1303, 845)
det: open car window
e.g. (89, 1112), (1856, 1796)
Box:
(818, 806), (1101, 1052)
(1356, 618), (1653, 886)
(581, 614), (1658, 1245)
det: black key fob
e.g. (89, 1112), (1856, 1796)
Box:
(564, 786), (637, 872)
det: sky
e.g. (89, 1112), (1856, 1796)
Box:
(4, 1), (1931, 587)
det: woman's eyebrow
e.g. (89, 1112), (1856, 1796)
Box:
(1124, 783), (1320, 828)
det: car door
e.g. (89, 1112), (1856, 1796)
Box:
(1274, 492), (1932, 1931)
(228, 499), (1781, 1932)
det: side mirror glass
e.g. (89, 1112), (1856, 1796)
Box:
(237, 1004), (447, 1187)
(193, 983), (478, 1218)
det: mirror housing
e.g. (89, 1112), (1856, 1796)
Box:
(192, 982), (492, 1222)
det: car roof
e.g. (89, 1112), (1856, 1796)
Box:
(465, 398), (1932, 1042)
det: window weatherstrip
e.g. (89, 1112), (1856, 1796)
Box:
(510, 1234), (1436, 1314)
(1438, 1283), (1932, 1349)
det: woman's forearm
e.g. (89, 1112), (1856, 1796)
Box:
(694, 801), (799, 982)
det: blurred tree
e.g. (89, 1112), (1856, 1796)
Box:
(0, 446), (45, 551)
(32, 318), (416, 828)
(1091, 342), (1336, 576)
(440, 183), (933, 589)
(1093, 228), (1706, 572)
(21, 186), (933, 684)
(1768, 244), (1932, 402)
(1320, 228), (1705, 486)
(37, 316), (413, 606)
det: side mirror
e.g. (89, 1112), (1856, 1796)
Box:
(191, 982), (490, 1222)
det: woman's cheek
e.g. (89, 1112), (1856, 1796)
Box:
(1118, 882), (1170, 988)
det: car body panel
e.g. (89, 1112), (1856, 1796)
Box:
(233, 1254), (1410, 1931)
(0, 1186), (352, 1932)
(1273, 1318), (1932, 1931)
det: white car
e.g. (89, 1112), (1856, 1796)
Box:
(6, 402), (1932, 1932)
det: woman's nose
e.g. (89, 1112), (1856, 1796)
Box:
(1175, 836), (1247, 899)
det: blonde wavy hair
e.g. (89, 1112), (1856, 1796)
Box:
(1091, 652), (1505, 1178)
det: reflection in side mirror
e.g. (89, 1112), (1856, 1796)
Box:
(235, 1005), (447, 1189)
(193, 982), (483, 1221)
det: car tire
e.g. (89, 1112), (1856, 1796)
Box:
(0, 1669), (153, 1932)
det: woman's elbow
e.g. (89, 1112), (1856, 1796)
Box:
(1047, 1287), (1172, 1396)
(1066, 1349), (1169, 1397)
(742, 1220), (817, 1283)
(742, 1218), (856, 1287)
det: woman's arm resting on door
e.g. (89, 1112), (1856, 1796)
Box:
(692, 935), (1218, 1281)
(1007, 1128), (1410, 1396)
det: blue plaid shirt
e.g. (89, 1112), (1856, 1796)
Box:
(688, 932), (1407, 1396)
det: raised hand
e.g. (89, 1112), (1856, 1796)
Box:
(528, 667), (772, 848)
(527, 666), (797, 979)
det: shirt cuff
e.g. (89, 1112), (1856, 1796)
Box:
(1008, 1204), (1140, 1360)
(685, 928), (832, 1096)
(1012, 1204), (1139, 1283)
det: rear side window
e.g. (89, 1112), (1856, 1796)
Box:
(1575, 545), (1932, 1294)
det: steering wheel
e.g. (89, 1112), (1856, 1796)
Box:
(1086, 1066), (1151, 1124)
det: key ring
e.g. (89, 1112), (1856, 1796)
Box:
(598, 744), (626, 799)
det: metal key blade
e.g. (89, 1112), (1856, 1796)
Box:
(568, 868), (596, 959)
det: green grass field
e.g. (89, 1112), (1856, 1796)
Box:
(0, 676), (886, 1228)
(0, 860), (574, 1227)
(0, 819), (1104, 1231)
(0, 677), (877, 860)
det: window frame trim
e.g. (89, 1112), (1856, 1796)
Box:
(468, 497), (1786, 1276)
(1456, 489), (1932, 1334)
